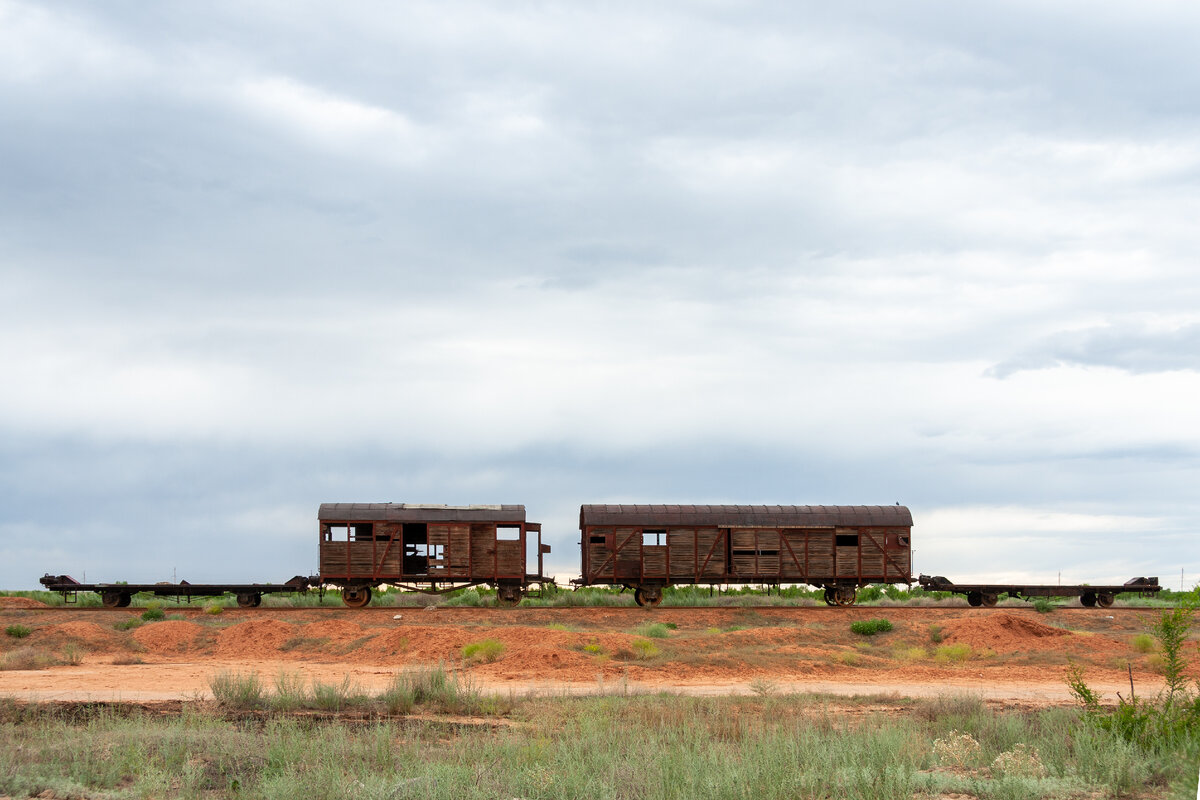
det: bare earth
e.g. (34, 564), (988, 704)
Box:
(1, 601), (1188, 707)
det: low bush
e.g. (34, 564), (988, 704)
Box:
(850, 618), (893, 636)
(112, 618), (142, 632)
(634, 622), (672, 639)
(462, 638), (506, 664)
(140, 608), (165, 622)
(1131, 633), (1155, 653)
(0, 647), (57, 671)
(1032, 598), (1055, 614)
(927, 624), (944, 643)
(203, 604), (223, 616)
(631, 639), (660, 660)
(934, 643), (973, 663)
(4, 625), (31, 639)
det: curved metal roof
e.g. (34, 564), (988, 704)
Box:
(579, 504), (912, 528)
(319, 503), (527, 523)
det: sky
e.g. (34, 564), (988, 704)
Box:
(1, 1), (1197, 591)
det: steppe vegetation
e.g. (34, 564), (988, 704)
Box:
(0, 684), (1194, 799)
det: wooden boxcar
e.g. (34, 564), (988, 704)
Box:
(577, 504), (912, 606)
(319, 503), (550, 607)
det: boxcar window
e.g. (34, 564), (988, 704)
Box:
(642, 530), (665, 546)
(325, 525), (350, 542)
(835, 533), (859, 547)
(497, 525), (521, 541)
(350, 524), (374, 541)
(589, 535), (606, 544)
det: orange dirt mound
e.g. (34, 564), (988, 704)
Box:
(943, 613), (1069, 651)
(44, 622), (115, 646)
(296, 620), (364, 640)
(132, 621), (203, 653)
(215, 620), (297, 657)
(0, 597), (48, 608)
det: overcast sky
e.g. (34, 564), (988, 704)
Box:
(2, 1), (1197, 591)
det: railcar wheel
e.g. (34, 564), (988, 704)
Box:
(341, 586), (372, 609)
(982, 594), (999, 607)
(1096, 593), (1114, 609)
(1080, 592), (1097, 608)
(117, 593), (132, 608)
(101, 592), (122, 608)
(634, 587), (663, 608)
(496, 586), (523, 607)
(967, 591), (983, 607)
(823, 588), (836, 607)
(236, 593), (261, 609)
(833, 587), (857, 607)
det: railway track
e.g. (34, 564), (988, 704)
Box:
(4, 602), (1161, 614)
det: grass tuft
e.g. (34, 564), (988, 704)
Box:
(4, 625), (31, 639)
(462, 638), (506, 664)
(934, 643), (973, 663)
(209, 670), (265, 709)
(850, 618), (893, 636)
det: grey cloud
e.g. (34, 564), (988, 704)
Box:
(989, 323), (1200, 378)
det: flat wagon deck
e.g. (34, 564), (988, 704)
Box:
(39, 574), (315, 608)
(918, 575), (1161, 608)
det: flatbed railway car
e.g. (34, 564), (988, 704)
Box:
(575, 504), (913, 606)
(318, 503), (552, 607)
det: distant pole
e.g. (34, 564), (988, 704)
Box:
(1058, 571), (1061, 586)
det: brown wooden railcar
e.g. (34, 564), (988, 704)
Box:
(577, 504), (912, 606)
(319, 503), (550, 607)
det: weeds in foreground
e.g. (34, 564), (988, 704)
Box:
(634, 621), (672, 639)
(5, 625), (32, 638)
(208, 664), (497, 716)
(850, 618), (893, 636)
(0, 693), (1190, 799)
(1067, 593), (1199, 758)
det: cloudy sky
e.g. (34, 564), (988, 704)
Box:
(2, 1), (1197, 591)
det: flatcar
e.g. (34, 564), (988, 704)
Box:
(318, 503), (551, 606)
(575, 504), (913, 606)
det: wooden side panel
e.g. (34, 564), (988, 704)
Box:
(697, 528), (726, 577)
(806, 531), (834, 579)
(859, 529), (885, 579)
(469, 523), (497, 580)
(612, 527), (640, 581)
(835, 527), (859, 579)
(496, 540), (524, 578)
(584, 527), (613, 582)
(667, 528), (697, 578)
(643, 546), (667, 578)
(447, 523), (470, 576)
(780, 530), (808, 580)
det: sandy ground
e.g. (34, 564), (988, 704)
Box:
(1, 601), (1189, 706)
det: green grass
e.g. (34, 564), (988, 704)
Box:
(140, 607), (165, 622)
(461, 638), (506, 664)
(634, 621), (673, 639)
(0, 691), (1191, 799)
(1131, 633), (1155, 653)
(4, 625), (31, 638)
(850, 618), (893, 636)
(934, 643), (974, 663)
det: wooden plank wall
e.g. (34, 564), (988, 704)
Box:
(582, 524), (911, 585)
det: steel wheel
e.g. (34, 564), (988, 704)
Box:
(823, 588), (837, 607)
(967, 591), (983, 607)
(833, 587), (857, 607)
(1080, 592), (1097, 608)
(341, 585), (372, 609)
(1096, 593), (1114, 609)
(634, 587), (662, 608)
(496, 587), (523, 607)
(236, 593), (261, 609)
(982, 594), (999, 607)
(101, 592), (122, 608)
